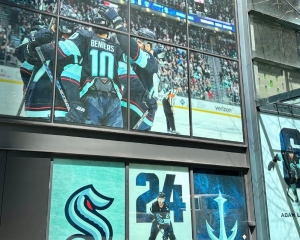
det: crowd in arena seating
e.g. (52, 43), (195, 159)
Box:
(0, 0), (240, 104)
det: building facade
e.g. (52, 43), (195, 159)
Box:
(0, 0), (298, 239)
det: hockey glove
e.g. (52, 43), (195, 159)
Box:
(30, 28), (54, 44)
(24, 41), (41, 65)
(267, 160), (276, 171)
(290, 162), (297, 171)
(64, 101), (86, 123)
(141, 90), (157, 115)
(98, 4), (123, 29)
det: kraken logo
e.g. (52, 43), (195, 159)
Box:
(65, 184), (114, 240)
(206, 191), (237, 240)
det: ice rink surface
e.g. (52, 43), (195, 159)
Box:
(152, 104), (243, 143)
(0, 81), (24, 116)
(1, 81), (243, 143)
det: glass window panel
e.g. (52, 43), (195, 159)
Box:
(193, 169), (248, 240)
(190, 51), (243, 142)
(59, 0), (128, 32)
(188, 0), (236, 58)
(48, 159), (125, 239)
(129, 163), (192, 240)
(130, 0), (187, 46)
(248, 0), (300, 25)
(0, 4), (55, 120)
(53, 21), (128, 129)
(127, 38), (190, 136)
(250, 17), (299, 67)
(253, 61), (300, 99)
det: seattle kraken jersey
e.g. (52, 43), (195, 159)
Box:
(149, 201), (171, 225)
(62, 29), (125, 97)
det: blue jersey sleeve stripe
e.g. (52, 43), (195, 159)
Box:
(59, 40), (81, 56)
(134, 51), (148, 68)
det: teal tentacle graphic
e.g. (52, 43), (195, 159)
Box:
(65, 185), (114, 240)
(206, 191), (238, 240)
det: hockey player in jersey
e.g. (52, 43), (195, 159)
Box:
(98, 5), (159, 130)
(16, 5), (80, 119)
(284, 145), (300, 202)
(148, 192), (176, 240)
(162, 85), (180, 134)
(24, 9), (156, 127)
(15, 17), (54, 95)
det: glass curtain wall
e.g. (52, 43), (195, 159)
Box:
(0, 0), (244, 143)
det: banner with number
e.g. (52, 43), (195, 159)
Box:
(129, 163), (192, 239)
(193, 169), (248, 240)
(48, 159), (125, 240)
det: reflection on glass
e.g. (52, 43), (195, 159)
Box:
(129, 0), (187, 46)
(251, 17), (299, 67)
(124, 35), (190, 135)
(0, 4), (55, 120)
(253, 61), (300, 99)
(193, 169), (248, 240)
(188, 0), (236, 57)
(129, 163), (192, 240)
(248, 0), (300, 25)
(190, 51), (243, 142)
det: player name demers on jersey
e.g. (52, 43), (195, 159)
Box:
(91, 39), (115, 52)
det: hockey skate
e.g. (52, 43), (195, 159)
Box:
(171, 130), (180, 135)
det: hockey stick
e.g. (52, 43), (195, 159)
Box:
(16, 66), (40, 116)
(133, 110), (148, 129)
(35, 46), (71, 111)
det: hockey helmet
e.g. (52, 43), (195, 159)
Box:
(137, 28), (157, 40)
(286, 145), (294, 153)
(59, 4), (79, 34)
(157, 192), (166, 199)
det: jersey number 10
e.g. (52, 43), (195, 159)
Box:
(90, 49), (114, 79)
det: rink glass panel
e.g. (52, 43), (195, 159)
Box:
(128, 163), (192, 240)
(193, 169), (249, 240)
(190, 51), (243, 142)
(247, 0), (300, 25)
(129, 39), (190, 136)
(48, 159), (125, 240)
(59, 0), (128, 32)
(129, 0), (187, 47)
(250, 17), (300, 68)
(0, 4), (55, 121)
(188, 0), (237, 58)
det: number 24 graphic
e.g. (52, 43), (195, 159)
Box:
(135, 173), (186, 222)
